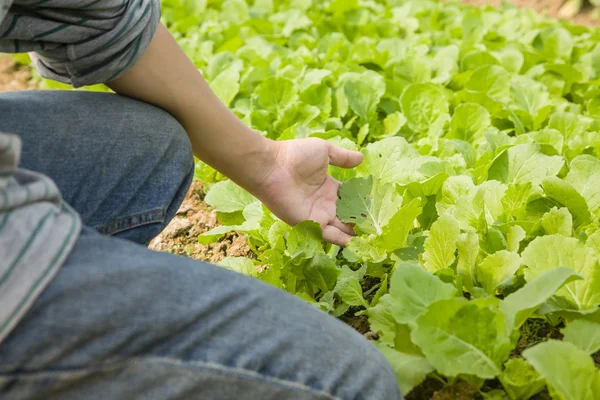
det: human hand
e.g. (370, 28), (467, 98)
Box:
(254, 138), (363, 246)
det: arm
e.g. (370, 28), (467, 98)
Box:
(106, 24), (363, 246)
(106, 24), (275, 194)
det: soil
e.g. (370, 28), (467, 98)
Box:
(464, 0), (600, 26)
(0, 56), (35, 91)
(148, 181), (254, 263)
(510, 318), (564, 358)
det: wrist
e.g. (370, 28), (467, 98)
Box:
(227, 133), (280, 197)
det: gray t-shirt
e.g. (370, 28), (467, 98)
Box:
(0, 0), (160, 344)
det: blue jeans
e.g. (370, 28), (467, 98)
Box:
(0, 91), (402, 400)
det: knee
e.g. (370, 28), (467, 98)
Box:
(138, 106), (194, 175)
(355, 343), (403, 400)
(156, 111), (194, 173)
(320, 321), (403, 400)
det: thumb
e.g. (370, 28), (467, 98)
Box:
(327, 142), (364, 169)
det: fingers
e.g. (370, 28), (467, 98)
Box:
(331, 217), (355, 236)
(327, 142), (364, 169)
(322, 225), (353, 247)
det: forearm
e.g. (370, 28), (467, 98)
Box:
(107, 24), (276, 193)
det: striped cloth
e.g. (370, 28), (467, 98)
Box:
(0, 0), (160, 344)
(0, 0), (161, 87)
(0, 134), (80, 343)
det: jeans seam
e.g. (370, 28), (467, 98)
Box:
(94, 209), (167, 236)
(0, 356), (343, 400)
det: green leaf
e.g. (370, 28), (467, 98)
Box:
(538, 27), (574, 61)
(343, 235), (388, 263)
(198, 225), (237, 244)
(448, 103), (491, 142)
(371, 273), (388, 306)
(198, 202), (263, 243)
(343, 71), (385, 120)
(357, 137), (418, 183)
(218, 257), (258, 276)
(379, 198), (423, 251)
(562, 319), (600, 355)
(488, 144), (564, 187)
(411, 297), (512, 379)
(457, 232), (479, 291)
(337, 176), (402, 235)
(506, 225), (526, 253)
(465, 65), (511, 100)
(268, 220), (290, 251)
(422, 215), (460, 273)
(254, 76), (298, 113)
(387, 263), (457, 324)
(367, 294), (397, 345)
(335, 266), (369, 308)
(541, 207), (572, 236)
(286, 220), (324, 258)
(437, 176), (476, 216)
(476, 250), (522, 295)
(496, 48), (524, 74)
(210, 63), (242, 106)
(205, 180), (257, 213)
(302, 253), (341, 293)
(501, 183), (535, 220)
(566, 155), (600, 220)
(523, 340), (600, 400)
(500, 267), (583, 331)
(400, 83), (450, 134)
(499, 358), (545, 400)
(541, 177), (591, 228)
(522, 235), (600, 311)
(382, 112), (407, 137)
(547, 111), (586, 141)
(531, 128), (564, 154)
(376, 343), (434, 395)
(221, 0), (249, 23)
(461, 50), (499, 71)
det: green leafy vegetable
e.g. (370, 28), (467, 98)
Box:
(562, 319), (600, 355)
(523, 340), (600, 400)
(499, 358), (545, 400)
(411, 297), (512, 379)
(422, 215), (460, 273)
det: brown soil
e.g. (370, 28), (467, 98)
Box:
(463, 0), (600, 26)
(148, 181), (253, 263)
(342, 313), (372, 336)
(0, 55), (36, 91)
(407, 379), (480, 400)
(431, 381), (480, 400)
(510, 319), (564, 358)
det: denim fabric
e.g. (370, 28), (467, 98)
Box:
(0, 90), (195, 245)
(0, 90), (402, 400)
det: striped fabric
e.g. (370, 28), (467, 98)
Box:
(0, 0), (161, 343)
(0, 0), (161, 87)
(0, 134), (81, 344)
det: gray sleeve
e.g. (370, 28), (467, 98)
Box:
(0, 0), (160, 87)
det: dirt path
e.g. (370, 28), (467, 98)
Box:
(148, 181), (254, 262)
(0, 56), (35, 91)
(465, 0), (600, 26)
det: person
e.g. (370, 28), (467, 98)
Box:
(0, 1), (402, 399)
